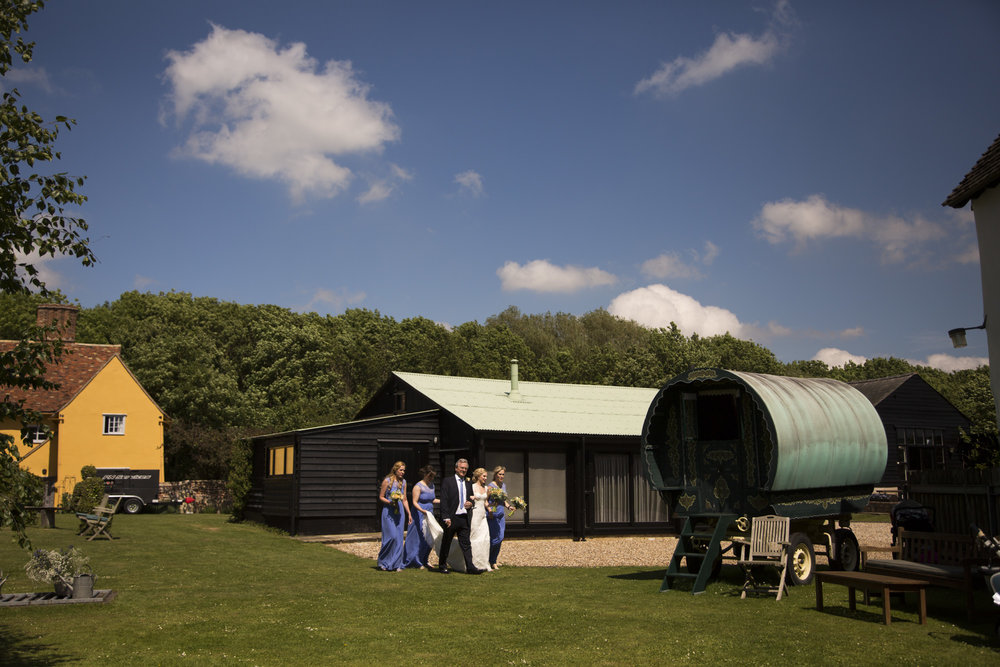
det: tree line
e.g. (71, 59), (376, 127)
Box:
(1, 290), (996, 479)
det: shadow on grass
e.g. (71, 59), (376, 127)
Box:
(607, 569), (665, 581)
(0, 625), (75, 666)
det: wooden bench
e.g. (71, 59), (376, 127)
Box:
(815, 571), (928, 625)
(861, 528), (995, 619)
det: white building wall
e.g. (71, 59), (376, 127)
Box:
(973, 184), (1000, 421)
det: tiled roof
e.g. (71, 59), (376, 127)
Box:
(394, 371), (658, 436)
(943, 133), (1000, 208)
(0, 341), (122, 413)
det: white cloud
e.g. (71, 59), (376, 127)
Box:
(454, 170), (484, 197)
(634, 2), (793, 97)
(357, 163), (413, 204)
(299, 287), (366, 313)
(956, 244), (980, 264)
(641, 242), (720, 279)
(753, 194), (946, 263)
(908, 354), (989, 372)
(813, 347), (867, 368)
(14, 250), (63, 290)
(163, 25), (400, 202)
(701, 240), (720, 265)
(840, 326), (864, 338)
(498, 260), (617, 293)
(641, 252), (702, 280)
(4, 67), (55, 94)
(608, 284), (745, 337)
(133, 275), (156, 290)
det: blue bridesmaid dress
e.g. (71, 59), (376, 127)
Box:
(487, 481), (507, 567)
(402, 481), (435, 568)
(377, 479), (406, 570)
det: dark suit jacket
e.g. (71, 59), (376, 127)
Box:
(441, 474), (472, 523)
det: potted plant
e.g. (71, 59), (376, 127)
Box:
(24, 546), (94, 598)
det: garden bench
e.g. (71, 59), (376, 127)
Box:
(861, 528), (995, 619)
(76, 497), (121, 541)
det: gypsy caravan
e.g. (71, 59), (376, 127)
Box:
(641, 368), (887, 593)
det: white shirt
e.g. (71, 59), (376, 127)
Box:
(455, 475), (467, 515)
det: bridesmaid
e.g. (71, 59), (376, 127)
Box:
(402, 465), (438, 569)
(487, 465), (512, 569)
(376, 461), (411, 571)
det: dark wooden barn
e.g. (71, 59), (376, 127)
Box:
(245, 365), (669, 537)
(849, 374), (971, 490)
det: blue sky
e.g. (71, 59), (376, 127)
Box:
(9, 1), (1000, 369)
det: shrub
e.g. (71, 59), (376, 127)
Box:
(69, 465), (105, 514)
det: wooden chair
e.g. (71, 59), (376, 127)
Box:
(77, 496), (121, 541)
(738, 515), (790, 601)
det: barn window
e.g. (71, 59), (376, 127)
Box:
(103, 414), (126, 435)
(269, 445), (294, 476)
(393, 391), (406, 412)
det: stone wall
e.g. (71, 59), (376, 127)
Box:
(159, 480), (232, 513)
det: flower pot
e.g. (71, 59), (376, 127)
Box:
(72, 574), (94, 599)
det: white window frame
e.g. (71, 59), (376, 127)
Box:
(103, 414), (126, 435)
(26, 424), (49, 444)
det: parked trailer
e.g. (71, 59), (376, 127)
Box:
(641, 368), (887, 592)
(97, 468), (160, 514)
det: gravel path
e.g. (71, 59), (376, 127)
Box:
(329, 522), (893, 568)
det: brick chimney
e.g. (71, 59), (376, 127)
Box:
(36, 304), (80, 342)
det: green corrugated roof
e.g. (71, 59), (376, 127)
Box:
(394, 371), (657, 436)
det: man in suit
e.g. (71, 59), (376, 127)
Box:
(439, 458), (481, 574)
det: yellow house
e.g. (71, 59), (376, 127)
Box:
(0, 304), (165, 504)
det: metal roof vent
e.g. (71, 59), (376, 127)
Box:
(508, 358), (522, 401)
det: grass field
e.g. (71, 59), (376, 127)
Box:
(1, 514), (998, 665)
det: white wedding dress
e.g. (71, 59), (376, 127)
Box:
(424, 490), (493, 572)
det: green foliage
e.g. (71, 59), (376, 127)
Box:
(227, 437), (253, 520)
(61, 289), (999, 482)
(0, 0), (94, 550)
(0, 0), (93, 296)
(69, 475), (104, 514)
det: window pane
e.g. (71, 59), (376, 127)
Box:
(486, 451), (524, 525)
(528, 451), (566, 523)
(595, 454), (629, 523)
(285, 446), (294, 475)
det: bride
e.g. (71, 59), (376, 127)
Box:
(423, 466), (493, 572)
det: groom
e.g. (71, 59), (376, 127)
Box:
(439, 458), (482, 574)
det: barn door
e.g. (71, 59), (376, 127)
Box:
(376, 441), (429, 521)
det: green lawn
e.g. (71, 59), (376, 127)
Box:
(1, 514), (997, 665)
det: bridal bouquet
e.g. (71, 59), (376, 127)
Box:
(389, 490), (404, 513)
(508, 496), (527, 517)
(487, 486), (508, 508)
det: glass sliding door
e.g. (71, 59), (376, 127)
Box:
(486, 451), (525, 525)
(527, 451), (566, 523)
(594, 453), (630, 523)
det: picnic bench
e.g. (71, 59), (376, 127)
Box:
(815, 571), (928, 625)
(861, 528), (995, 619)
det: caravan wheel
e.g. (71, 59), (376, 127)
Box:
(786, 533), (815, 586)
